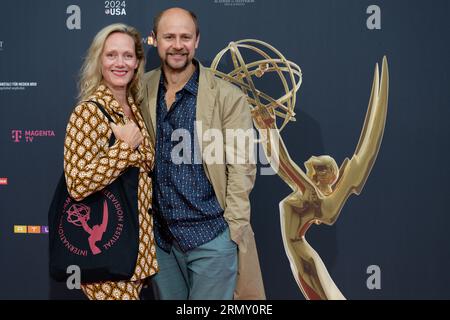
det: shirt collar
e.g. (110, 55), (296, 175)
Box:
(184, 65), (199, 95)
(159, 61), (199, 96)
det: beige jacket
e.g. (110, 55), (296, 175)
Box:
(140, 62), (266, 300)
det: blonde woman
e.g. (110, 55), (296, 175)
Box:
(63, 23), (158, 300)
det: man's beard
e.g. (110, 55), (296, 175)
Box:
(163, 52), (191, 72)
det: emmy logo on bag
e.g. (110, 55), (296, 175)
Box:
(58, 190), (125, 256)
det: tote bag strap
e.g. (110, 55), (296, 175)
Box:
(87, 100), (115, 123)
(86, 100), (116, 146)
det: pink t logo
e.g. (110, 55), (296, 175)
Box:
(11, 130), (22, 143)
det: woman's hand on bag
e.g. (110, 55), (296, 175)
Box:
(110, 122), (143, 149)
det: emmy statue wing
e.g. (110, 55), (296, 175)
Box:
(333, 57), (389, 198)
(100, 200), (109, 233)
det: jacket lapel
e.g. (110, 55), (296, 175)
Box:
(141, 68), (161, 143)
(196, 63), (216, 151)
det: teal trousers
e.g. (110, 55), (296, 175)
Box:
(151, 227), (238, 300)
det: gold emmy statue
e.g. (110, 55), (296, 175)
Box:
(211, 40), (389, 300)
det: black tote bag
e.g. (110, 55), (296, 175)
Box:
(48, 101), (139, 283)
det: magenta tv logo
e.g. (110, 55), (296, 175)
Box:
(11, 129), (55, 143)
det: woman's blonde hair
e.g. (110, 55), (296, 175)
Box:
(78, 23), (145, 103)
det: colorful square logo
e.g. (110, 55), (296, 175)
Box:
(0, 178), (8, 185)
(14, 225), (27, 233)
(27, 226), (41, 234)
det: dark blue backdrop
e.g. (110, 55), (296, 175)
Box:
(1, 0), (449, 299)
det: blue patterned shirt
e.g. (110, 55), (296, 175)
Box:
(153, 65), (227, 253)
